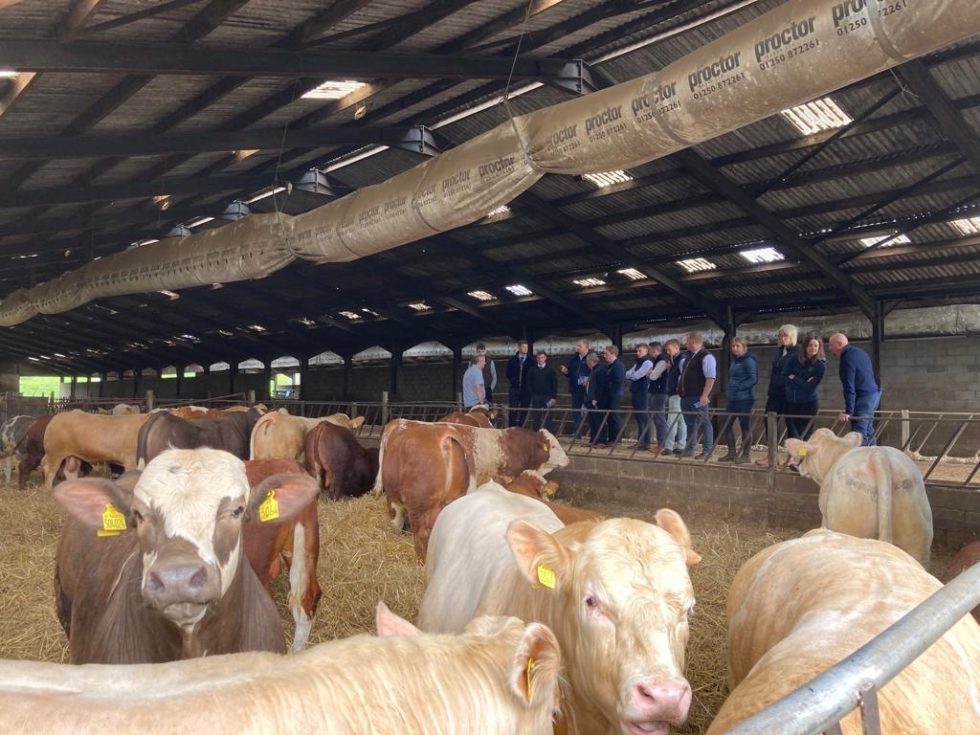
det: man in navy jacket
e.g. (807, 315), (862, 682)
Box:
(506, 340), (531, 427)
(560, 339), (591, 437)
(829, 333), (881, 446)
(596, 345), (626, 447)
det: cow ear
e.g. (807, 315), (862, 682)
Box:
(248, 472), (318, 522)
(511, 622), (561, 709)
(783, 438), (814, 459)
(53, 477), (134, 529)
(844, 432), (862, 448)
(349, 416), (365, 430)
(655, 509), (701, 566)
(375, 601), (420, 637)
(506, 521), (572, 590)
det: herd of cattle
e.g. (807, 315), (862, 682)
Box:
(0, 402), (977, 733)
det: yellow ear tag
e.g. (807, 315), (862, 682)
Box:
(97, 502), (127, 537)
(537, 564), (556, 590)
(258, 489), (280, 523)
(798, 447), (808, 457)
(544, 483), (557, 498)
(541, 442), (549, 453)
(526, 657), (535, 700)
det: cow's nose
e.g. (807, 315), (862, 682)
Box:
(630, 679), (691, 724)
(144, 562), (217, 609)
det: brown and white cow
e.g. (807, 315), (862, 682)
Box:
(374, 420), (569, 559)
(137, 408), (264, 466)
(940, 540), (980, 623)
(503, 470), (605, 526)
(0, 414), (34, 485)
(707, 530), (980, 735)
(15, 414), (52, 490)
(243, 458), (322, 651)
(419, 483), (701, 735)
(439, 405), (496, 428)
(0, 604), (562, 735)
(784, 428), (933, 564)
(53, 448), (318, 664)
(249, 409), (365, 461)
(42, 410), (151, 488)
(303, 421), (379, 501)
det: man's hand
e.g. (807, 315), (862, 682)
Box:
(838, 412), (849, 422)
(699, 394), (710, 407)
(559, 365), (568, 375)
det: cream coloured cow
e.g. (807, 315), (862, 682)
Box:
(784, 428), (933, 565)
(110, 403), (142, 415)
(418, 482), (700, 735)
(249, 409), (365, 461)
(0, 603), (562, 735)
(708, 530), (980, 734)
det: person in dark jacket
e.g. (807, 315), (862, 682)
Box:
(756, 324), (798, 466)
(560, 339), (591, 438)
(783, 333), (827, 440)
(625, 343), (654, 450)
(583, 352), (603, 445)
(678, 331), (716, 460)
(506, 340), (531, 427)
(646, 342), (670, 455)
(718, 337), (757, 463)
(595, 345), (625, 447)
(526, 350), (558, 432)
(829, 332), (881, 446)
(662, 339), (687, 456)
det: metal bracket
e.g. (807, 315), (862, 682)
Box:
(219, 200), (250, 221)
(541, 59), (596, 96)
(295, 168), (336, 197)
(391, 125), (440, 157)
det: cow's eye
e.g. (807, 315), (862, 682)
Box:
(584, 594), (599, 610)
(132, 509), (143, 524)
(230, 506), (245, 520)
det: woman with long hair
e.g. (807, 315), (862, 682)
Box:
(783, 333), (827, 440)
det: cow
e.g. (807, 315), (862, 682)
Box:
(0, 603), (562, 735)
(53, 448), (318, 664)
(707, 530), (980, 735)
(503, 470), (605, 526)
(41, 411), (150, 488)
(940, 540), (980, 623)
(0, 415), (34, 485)
(243, 458), (322, 651)
(15, 414), (52, 489)
(440, 405), (496, 428)
(418, 483), (701, 734)
(249, 409), (365, 461)
(111, 403), (142, 415)
(374, 420), (569, 559)
(303, 421), (379, 501)
(137, 408), (264, 466)
(783, 428), (933, 564)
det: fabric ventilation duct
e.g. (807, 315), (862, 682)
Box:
(2, 0), (978, 326)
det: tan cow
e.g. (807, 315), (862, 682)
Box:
(708, 530), (980, 734)
(249, 409), (365, 461)
(784, 428), (933, 564)
(502, 470), (605, 525)
(940, 540), (980, 623)
(419, 483), (700, 735)
(0, 604), (562, 735)
(41, 410), (150, 487)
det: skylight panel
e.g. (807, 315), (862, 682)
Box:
(248, 324), (267, 332)
(859, 233), (911, 248)
(950, 217), (980, 235)
(781, 97), (853, 135)
(408, 302), (432, 311)
(617, 268), (647, 281)
(246, 186), (287, 204)
(0, 70), (17, 79)
(468, 290), (495, 302)
(361, 308), (380, 317)
(158, 290), (179, 300)
(677, 257), (717, 273)
(505, 284), (533, 297)
(486, 204), (511, 218)
(740, 247), (785, 264)
(302, 80), (367, 101)
(582, 170), (633, 188)
(573, 277), (606, 287)
(339, 310), (362, 321)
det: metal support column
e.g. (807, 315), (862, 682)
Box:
(872, 301), (885, 389)
(389, 347), (403, 401)
(451, 343), (464, 403)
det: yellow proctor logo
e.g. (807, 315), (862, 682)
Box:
(537, 564), (556, 590)
(98, 502), (127, 537)
(258, 489), (280, 523)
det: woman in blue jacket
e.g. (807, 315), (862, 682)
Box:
(719, 337), (757, 463)
(783, 333), (827, 440)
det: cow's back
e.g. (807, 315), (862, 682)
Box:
(250, 411), (306, 461)
(140, 411), (252, 464)
(305, 422), (376, 500)
(44, 412), (148, 475)
(710, 530), (980, 734)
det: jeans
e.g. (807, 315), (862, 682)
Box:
(664, 394), (687, 451)
(508, 389), (529, 427)
(785, 401), (818, 440)
(631, 390), (651, 448)
(597, 398), (622, 444)
(852, 391), (881, 446)
(721, 398), (754, 451)
(530, 396), (553, 432)
(570, 388), (587, 438)
(682, 396), (713, 454)
(650, 392), (668, 447)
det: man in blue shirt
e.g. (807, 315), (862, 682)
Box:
(462, 354), (486, 409)
(829, 333), (881, 446)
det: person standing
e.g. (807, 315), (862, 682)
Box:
(583, 352), (604, 446)
(527, 351), (558, 432)
(625, 343), (654, 450)
(462, 354), (486, 410)
(756, 324), (798, 466)
(506, 340), (531, 427)
(475, 343), (497, 406)
(718, 337), (757, 464)
(596, 345), (625, 447)
(560, 339), (591, 437)
(646, 341), (670, 455)
(828, 332), (881, 446)
(678, 332), (716, 460)
(783, 333), (827, 440)
(662, 339), (688, 456)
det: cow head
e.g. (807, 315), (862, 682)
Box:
(506, 510), (700, 735)
(537, 429), (569, 475)
(54, 448), (317, 630)
(784, 428), (862, 483)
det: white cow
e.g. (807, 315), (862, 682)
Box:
(784, 428), (933, 564)
(708, 530), (980, 734)
(0, 603), (562, 735)
(418, 483), (701, 735)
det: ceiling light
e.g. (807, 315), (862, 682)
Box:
(245, 186), (287, 204)
(339, 310), (362, 320)
(740, 247), (785, 264)
(11, 253), (37, 260)
(781, 97), (852, 135)
(617, 268), (647, 281)
(408, 302), (431, 311)
(27, 356), (39, 362)
(505, 284), (533, 297)
(187, 216), (215, 228)
(361, 308), (379, 317)
(0, 70), (18, 79)
(128, 238), (159, 250)
(950, 217), (980, 235)
(677, 257), (717, 273)
(293, 317), (317, 327)
(158, 290), (179, 300)
(859, 233), (911, 248)
(302, 80), (367, 101)
(467, 290), (495, 302)
(249, 324), (267, 332)
(582, 170), (633, 188)
(485, 204), (511, 219)
(573, 277), (606, 287)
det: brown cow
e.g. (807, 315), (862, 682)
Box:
(303, 422), (379, 501)
(502, 470), (605, 526)
(54, 448), (318, 664)
(940, 540), (980, 623)
(243, 458), (322, 651)
(440, 406), (497, 428)
(42, 411), (150, 488)
(1, 415), (35, 485)
(137, 408), (264, 466)
(249, 409), (365, 461)
(376, 420), (569, 559)
(15, 414), (53, 489)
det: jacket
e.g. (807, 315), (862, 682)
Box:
(527, 363), (558, 399)
(783, 354), (825, 404)
(838, 344), (878, 415)
(506, 353), (531, 398)
(565, 353), (590, 396)
(767, 345), (795, 398)
(726, 352), (758, 402)
(625, 357), (653, 400)
(597, 359), (625, 406)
